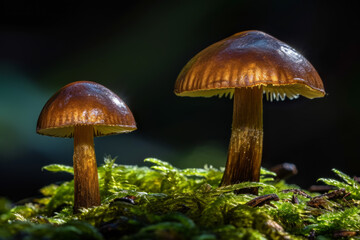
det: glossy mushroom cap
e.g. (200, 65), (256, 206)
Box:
(175, 30), (325, 101)
(37, 81), (137, 137)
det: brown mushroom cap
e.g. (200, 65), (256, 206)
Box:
(37, 81), (136, 138)
(175, 30), (325, 101)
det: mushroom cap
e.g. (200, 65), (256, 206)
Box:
(37, 81), (137, 138)
(174, 30), (325, 100)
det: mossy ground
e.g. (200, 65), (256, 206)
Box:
(1, 157), (360, 240)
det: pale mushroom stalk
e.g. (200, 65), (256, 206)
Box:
(220, 87), (263, 194)
(73, 125), (100, 211)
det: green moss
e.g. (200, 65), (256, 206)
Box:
(1, 157), (360, 239)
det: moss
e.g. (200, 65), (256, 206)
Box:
(1, 157), (360, 239)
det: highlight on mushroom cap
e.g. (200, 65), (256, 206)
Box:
(174, 30), (325, 101)
(36, 81), (137, 138)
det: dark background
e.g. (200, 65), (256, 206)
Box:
(0, 0), (359, 201)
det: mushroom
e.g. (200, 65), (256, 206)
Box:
(174, 30), (325, 194)
(37, 81), (136, 211)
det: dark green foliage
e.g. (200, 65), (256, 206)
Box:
(0, 220), (103, 240)
(306, 207), (360, 233)
(1, 158), (360, 239)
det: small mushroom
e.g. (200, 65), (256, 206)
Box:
(269, 163), (298, 181)
(37, 81), (136, 211)
(174, 30), (325, 194)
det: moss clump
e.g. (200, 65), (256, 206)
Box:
(1, 157), (359, 239)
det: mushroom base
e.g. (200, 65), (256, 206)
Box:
(220, 87), (263, 195)
(73, 125), (101, 212)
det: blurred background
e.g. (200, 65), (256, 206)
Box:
(0, 0), (359, 201)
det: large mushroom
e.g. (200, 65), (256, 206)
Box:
(37, 81), (136, 211)
(174, 30), (325, 194)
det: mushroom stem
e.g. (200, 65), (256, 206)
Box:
(220, 87), (263, 194)
(73, 125), (100, 212)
